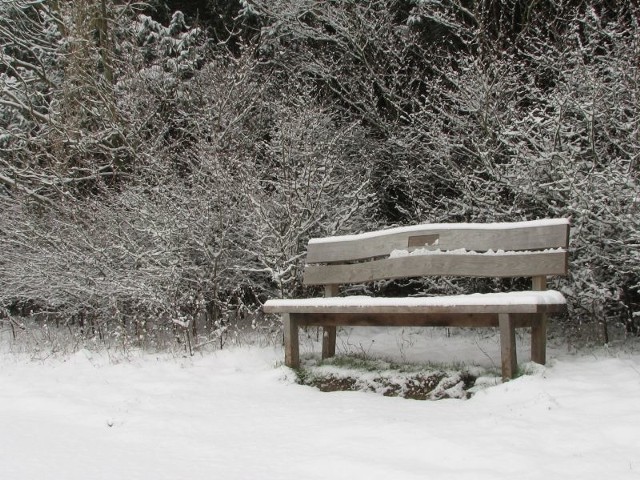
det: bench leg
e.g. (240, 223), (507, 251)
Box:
(322, 285), (339, 360)
(531, 313), (547, 365)
(283, 314), (300, 368)
(322, 326), (337, 359)
(499, 313), (517, 380)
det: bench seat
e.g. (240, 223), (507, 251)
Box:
(264, 290), (567, 315)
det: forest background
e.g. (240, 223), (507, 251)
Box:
(0, 0), (638, 352)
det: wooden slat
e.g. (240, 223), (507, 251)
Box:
(291, 313), (538, 328)
(306, 219), (569, 263)
(294, 312), (497, 327)
(292, 312), (540, 328)
(303, 250), (568, 285)
(264, 295), (567, 315)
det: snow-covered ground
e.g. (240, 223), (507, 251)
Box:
(1, 328), (639, 480)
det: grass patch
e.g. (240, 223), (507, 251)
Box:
(295, 355), (499, 400)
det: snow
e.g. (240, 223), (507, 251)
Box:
(264, 290), (566, 312)
(309, 218), (569, 245)
(389, 247), (566, 258)
(1, 332), (639, 480)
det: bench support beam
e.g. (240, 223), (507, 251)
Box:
(322, 326), (337, 359)
(531, 314), (547, 364)
(321, 285), (339, 360)
(499, 313), (517, 380)
(283, 313), (300, 368)
(531, 276), (548, 365)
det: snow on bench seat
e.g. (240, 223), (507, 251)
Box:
(263, 290), (567, 315)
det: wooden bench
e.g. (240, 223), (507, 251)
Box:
(263, 219), (569, 380)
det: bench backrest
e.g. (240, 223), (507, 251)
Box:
(303, 219), (569, 286)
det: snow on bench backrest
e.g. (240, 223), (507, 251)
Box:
(303, 219), (569, 285)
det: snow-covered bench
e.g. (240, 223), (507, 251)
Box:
(263, 219), (570, 380)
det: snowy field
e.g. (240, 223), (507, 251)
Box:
(1, 328), (640, 480)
